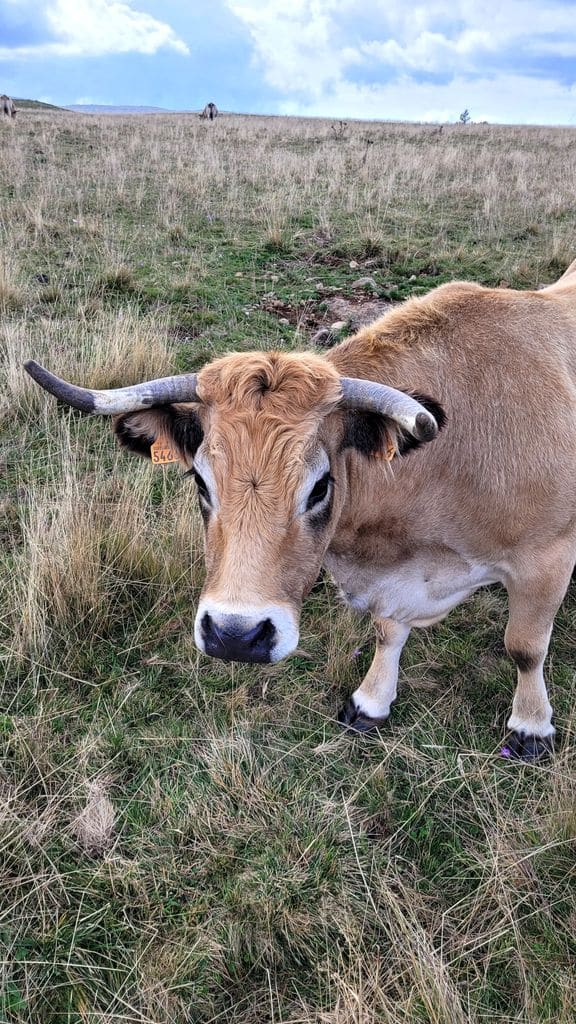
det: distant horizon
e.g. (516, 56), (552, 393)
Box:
(15, 100), (576, 129)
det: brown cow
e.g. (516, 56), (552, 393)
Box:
(1, 95), (16, 119)
(24, 260), (576, 760)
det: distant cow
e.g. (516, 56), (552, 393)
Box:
(1, 95), (16, 119)
(200, 102), (218, 121)
(24, 260), (576, 761)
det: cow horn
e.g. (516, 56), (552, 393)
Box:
(23, 361), (200, 414)
(340, 377), (438, 441)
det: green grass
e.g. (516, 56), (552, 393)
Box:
(1, 109), (576, 1022)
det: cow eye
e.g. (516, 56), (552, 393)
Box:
(193, 469), (211, 505)
(306, 471), (332, 511)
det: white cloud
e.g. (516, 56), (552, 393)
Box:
(0, 0), (189, 59)
(227, 0), (576, 123)
(358, 29), (494, 73)
(279, 73), (576, 127)
(227, 0), (341, 97)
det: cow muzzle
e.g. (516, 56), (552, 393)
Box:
(194, 600), (299, 664)
(200, 613), (275, 663)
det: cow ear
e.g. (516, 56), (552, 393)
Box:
(113, 404), (204, 467)
(341, 395), (445, 460)
(341, 410), (395, 459)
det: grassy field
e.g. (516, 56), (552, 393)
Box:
(1, 108), (576, 1023)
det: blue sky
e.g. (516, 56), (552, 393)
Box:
(1, 0), (576, 123)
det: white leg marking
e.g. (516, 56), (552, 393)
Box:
(507, 664), (555, 738)
(352, 621), (411, 719)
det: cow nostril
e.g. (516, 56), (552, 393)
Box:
(201, 611), (216, 641)
(254, 614), (274, 647)
(245, 618), (275, 649)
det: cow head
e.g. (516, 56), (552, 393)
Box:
(24, 353), (441, 664)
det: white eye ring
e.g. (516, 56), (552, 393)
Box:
(190, 454), (219, 512)
(192, 468), (211, 505)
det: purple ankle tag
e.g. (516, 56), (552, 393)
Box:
(500, 746), (512, 758)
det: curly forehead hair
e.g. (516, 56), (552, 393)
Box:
(197, 351), (343, 417)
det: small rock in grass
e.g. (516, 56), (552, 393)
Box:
(312, 321), (350, 347)
(311, 327), (333, 346)
(352, 276), (378, 291)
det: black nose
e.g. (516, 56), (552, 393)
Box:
(201, 613), (276, 663)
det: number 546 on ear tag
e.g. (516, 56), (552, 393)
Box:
(151, 438), (179, 465)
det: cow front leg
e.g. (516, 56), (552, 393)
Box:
(504, 571), (570, 761)
(338, 618), (410, 733)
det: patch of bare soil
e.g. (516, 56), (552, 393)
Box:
(325, 294), (392, 330)
(169, 322), (202, 343)
(260, 295), (321, 328)
(261, 292), (393, 346)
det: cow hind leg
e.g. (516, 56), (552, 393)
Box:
(338, 619), (410, 733)
(504, 564), (572, 761)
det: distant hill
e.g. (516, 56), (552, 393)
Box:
(65, 104), (174, 115)
(13, 98), (63, 110)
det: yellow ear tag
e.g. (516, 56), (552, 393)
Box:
(375, 437), (397, 461)
(383, 438), (397, 461)
(150, 436), (179, 465)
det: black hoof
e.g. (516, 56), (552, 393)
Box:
(337, 698), (388, 734)
(503, 731), (554, 762)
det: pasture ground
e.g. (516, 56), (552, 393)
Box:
(1, 110), (576, 1023)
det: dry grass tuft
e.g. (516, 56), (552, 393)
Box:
(11, 434), (200, 663)
(99, 263), (137, 295)
(0, 253), (25, 311)
(1, 308), (176, 423)
(70, 779), (116, 854)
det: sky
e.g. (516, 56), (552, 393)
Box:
(2, 0), (576, 123)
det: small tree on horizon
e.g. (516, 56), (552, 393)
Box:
(459, 109), (471, 124)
